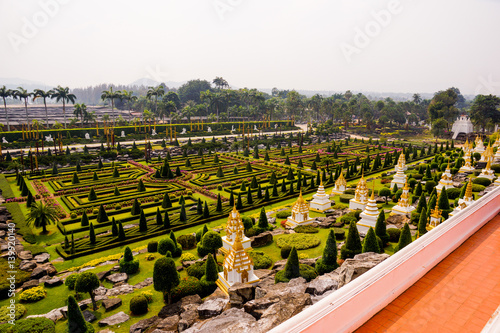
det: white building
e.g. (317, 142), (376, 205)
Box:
(451, 115), (474, 140)
(391, 181), (416, 215)
(310, 180), (331, 212)
(286, 191), (315, 227)
(221, 206), (252, 255)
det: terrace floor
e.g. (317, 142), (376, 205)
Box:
(355, 213), (500, 333)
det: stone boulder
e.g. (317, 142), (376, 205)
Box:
(106, 283), (134, 296)
(228, 283), (255, 307)
(19, 260), (37, 271)
(96, 269), (112, 281)
(257, 293), (312, 332)
(21, 279), (39, 291)
(158, 301), (183, 318)
(43, 263), (57, 276)
(305, 276), (338, 296)
(337, 252), (390, 288)
(133, 277), (153, 289)
(94, 286), (108, 296)
(82, 310), (97, 323)
(250, 231), (273, 248)
(197, 298), (229, 318)
(179, 294), (202, 311)
(44, 277), (63, 287)
(30, 266), (47, 279)
(156, 314), (179, 331)
(18, 250), (33, 260)
(272, 258), (317, 271)
(179, 309), (199, 331)
(386, 214), (410, 228)
(102, 298), (122, 311)
(184, 308), (257, 333)
(98, 311), (129, 327)
(34, 252), (50, 264)
(106, 273), (128, 284)
(129, 316), (161, 333)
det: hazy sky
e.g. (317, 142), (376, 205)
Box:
(1, 0), (500, 95)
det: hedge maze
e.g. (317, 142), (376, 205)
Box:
(11, 134), (437, 260)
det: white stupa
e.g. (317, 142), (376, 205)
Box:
(221, 206), (252, 255)
(459, 139), (475, 173)
(435, 162), (454, 195)
(495, 145), (500, 162)
(286, 191), (315, 227)
(391, 180), (416, 215)
(427, 196), (443, 230)
(310, 180), (331, 212)
(391, 153), (407, 189)
(451, 115), (474, 140)
(216, 232), (260, 295)
(450, 179), (475, 216)
(474, 136), (485, 154)
(356, 185), (380, 234)
(331, 170), (347, 196)
(349, 174), (369, 211)
(478, 160), (496, 181)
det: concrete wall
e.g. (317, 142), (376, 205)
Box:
(270, 186), (500, 333)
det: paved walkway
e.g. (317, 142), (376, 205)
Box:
(356, 214), (500, 333)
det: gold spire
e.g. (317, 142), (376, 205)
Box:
(464, 178), (473, 201)
(370, 182), (375, 200)
(232, 231), (244, 251)
(430, 192), (442, 219)
(446, 161), (450, 170)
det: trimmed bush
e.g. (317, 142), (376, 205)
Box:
(158, 238), (176, 256)
(19, 286), (46, 303)
(362, 227), (381, 253)
(248, 251), (273, 269)
(473, 177), (492, 187)
(281, 245), (292, 259)
(147, 241), (158, 253)
(120, 247), (139, 274)
(275, 264), (318, 283)
(395, 223), (412, 252)
(387, 228), (401, 243)
(334, 228), (345, 240)
(170, 276), (203, 303)
(339, 194), (354, 203)
(130, 294), (149, 315)
(275, 210), (291, 219)
(293, 225), (319, 233)
(0, 304), (25, 322)
(275, 233), (321, 250)
(0, 317), (55, 333)
(65, 274), (79, 290)
(340, 221), (362, 259)
(472, 184), (486, 192)
(316, 230), (339, 275)
(177, 234), (196, 250)
(180, 253), (197, 262)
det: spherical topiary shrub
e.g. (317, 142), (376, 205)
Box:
(170, 276), (203, 303)
(446, 187), (462, 200)
(70, 212), (77, 219)
(275, 210), (291, 219)
(5, 317), (55, 333)
(473, 177), (492, 187)
(334, 228), (345, 240)
(180, 253), (197, 263)
(281, 245), (292, 259)
(472, 184), (486, 192)
(424, 181), (436, 193)
(19, 286), (46, 303)
(147, 241), (158, 253)
(275, 234), (321, 250)
(177, 234), (196, 250)
(387, 228), (401, 243)
(158, 238), (176, 255)
(293, 225), (319, 234)
(129, 294), (149, 315)
(65, 274), (79, 290)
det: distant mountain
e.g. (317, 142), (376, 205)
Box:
(0, 77), (52, 91)
(129, 78), (186, 89)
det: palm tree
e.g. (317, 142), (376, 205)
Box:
(33, 89), (53, 127)
(13, 88), (33, 130)
(52, 86), (76, 129)
(73, 103), (86, 126)
(120, 90), (137, 121)
(165, 101), (177, 125)
(0, 86), (13, 131)
(101, 86), (121, 126)
(26, 201), (59, 234)
(213, 77), (229, 90)
(7, 160), (22, 175)
(146, 85), (165, 120)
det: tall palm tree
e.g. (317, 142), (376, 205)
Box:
(13, 87), (33, 130)
(33, 89), (54, 127)
(73, 103), (86, 126)
(146, 85), (165, 120)
(52, 86), (76, 129)
(101, 86), (121, 126)
(212, 77), (229, 90)
(120, 90), (137, 121)
(165, 101), (177, 125)
(0, 86), (13, 131)
(26, 201), (59, 234)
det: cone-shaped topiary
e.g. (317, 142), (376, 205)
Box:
(113, 186), (120, 196)
(246, 161), (252, 172)
(438, 189), (450, 210)
(395, 223), (412, 252)
(284, 247), (300, 279)
(229, 192), (234, 206)
(216, 194), (222, 212)
(316, 230), (338, 275)
(418, 207), (428, 237)
(118, 221), (126, 240)
(179, 203), (187, 222)
(52, 163), (58, 175)
(246, 188), (253, 205)
(131, 198), (141, 215)
(203, 201), (210, 218)
(113, 167), (120, 177)
(156, 208), (163, 225)
(120, 246), (139, 274)
(258, 207), (269, 229)
(340, 221), (362, 259)
(416, 192), (427, 213)
(76, 162), (82, 172)
(163, 210), (170, 229)
(362, 227), (381, 253)
(139, 209), (147, 232)
(204, 253), (218, 282)
(89, 223), (96, 244)
(374, 211), (389, 246)
(67, 295), (88, 333)
(80, 211), (89, 227)
(88, 187), (97, 201)
(162, 193), (172, 208)
(98, 159), (104, 169)
(236, 192), (243, 209)
(97, 204), (108, 223)
(111, 217), (118, 237)
(92, 171), (99, 181)
(197, 198), (203, 215)
(137, 179), (146, 192)
(72, 172), (80, 184)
